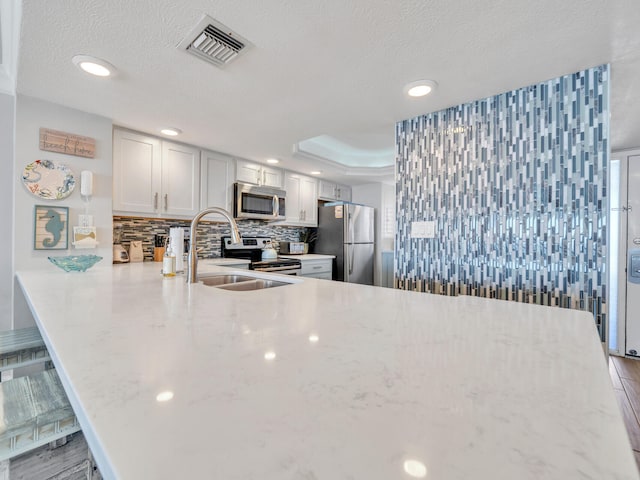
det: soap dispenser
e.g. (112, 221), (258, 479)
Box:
(162, 239), (176, 277)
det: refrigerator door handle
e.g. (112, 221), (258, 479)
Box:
(348, 212), (355, 245)
(348, 244), (355, 276)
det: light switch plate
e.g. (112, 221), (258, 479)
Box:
(424, 221), (435, 238)
(411, 221), (435, 238)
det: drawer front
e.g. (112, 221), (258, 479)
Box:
(305, 271), (332, 280)
(300, 260), (332, 275)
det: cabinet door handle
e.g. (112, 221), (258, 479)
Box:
(313, 265), (322, 270)
(303, 210), (306, 220)
(154, 192), (159, 209)
(164, 194), (168, 210)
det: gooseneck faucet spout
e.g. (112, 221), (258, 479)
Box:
(187, 207), (241, 283)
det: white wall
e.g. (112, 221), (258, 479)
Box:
(0, 0), (21, 95)
(352, 182), (395, 286)
(380, 183), (395, 251)
(0, 92), (15, 331)
(13, 95), (113, 328)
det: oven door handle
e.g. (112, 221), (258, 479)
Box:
(272, 195), (279, 217)
(253, 265), (300, 272)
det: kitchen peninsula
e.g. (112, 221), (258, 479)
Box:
(16, 263), (638, 479)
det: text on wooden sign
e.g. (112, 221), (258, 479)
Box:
(39, 128), (96, 158)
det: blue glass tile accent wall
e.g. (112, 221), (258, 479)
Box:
(395, 65), (609, 339)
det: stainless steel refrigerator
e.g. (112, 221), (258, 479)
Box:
(315, 203), (374, 285)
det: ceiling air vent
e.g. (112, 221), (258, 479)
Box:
(178, 15), (248, 67)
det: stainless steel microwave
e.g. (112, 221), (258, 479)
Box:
(234, 182), (286, 221)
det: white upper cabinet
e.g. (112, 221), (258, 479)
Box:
(235, 160), (262, 185)
(161, 141), (201, 217)
(300, 175), (319, 225)
(113, 128), (358, 221)
(285, 175), (301, 223)
(113, 129), (161, 214)
(236, 159), (283, 188)
(318, 180), (351, 202)
(200, 150), (233, 212)
(284, 172), (318, 226)
(262, 166), (283, 188)
(113, 128), (200, 218)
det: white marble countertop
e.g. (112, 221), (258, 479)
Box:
(279, 254), (335, 260)
(16, 263), (638, 480)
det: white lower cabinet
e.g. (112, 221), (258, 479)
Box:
(280, 255), (334, 279)
(306, 270), (332, 280)
(299, 258), (333, 279)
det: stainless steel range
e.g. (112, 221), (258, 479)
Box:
(221, 237), (301, 275)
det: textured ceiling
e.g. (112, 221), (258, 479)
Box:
(15, 0), (640, 185)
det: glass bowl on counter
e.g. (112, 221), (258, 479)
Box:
(48, 254), (103, 272)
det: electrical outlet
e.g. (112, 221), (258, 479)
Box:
(411, 221), (435, 238)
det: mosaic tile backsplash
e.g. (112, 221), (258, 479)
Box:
(113, 216), (308, 260)
(395, 65), (609, 340)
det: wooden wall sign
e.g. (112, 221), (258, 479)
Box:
(39, 128), (96, 158)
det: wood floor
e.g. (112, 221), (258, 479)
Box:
(610, 355), (640, 471)
(8, 432), (101, 480)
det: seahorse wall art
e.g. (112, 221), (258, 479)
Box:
(34, 206), (68, 250)
(40, 209), (64, 247)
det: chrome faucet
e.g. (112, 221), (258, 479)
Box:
(187, 207), (242, 283)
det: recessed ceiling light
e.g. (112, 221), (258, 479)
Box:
(404, 80), (438, 98)
(72, 55), (116, 77)
(156, 391), (174, 402)
(160, 128), (182, 136)
(310, 171), (322, 175)
(266, 158), (280, 164)
(403, 459), (427, 478)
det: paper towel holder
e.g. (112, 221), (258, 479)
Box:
(169, 227), (185, 273)
(80, 170), (93, 199)
(74, 171), (98, 248)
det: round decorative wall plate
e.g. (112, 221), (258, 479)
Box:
(22, 160), (76, 200)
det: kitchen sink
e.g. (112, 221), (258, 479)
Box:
(200, 275), (254, 287)
(216, 279), (288, 291)
(199, 274), (292, 291)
